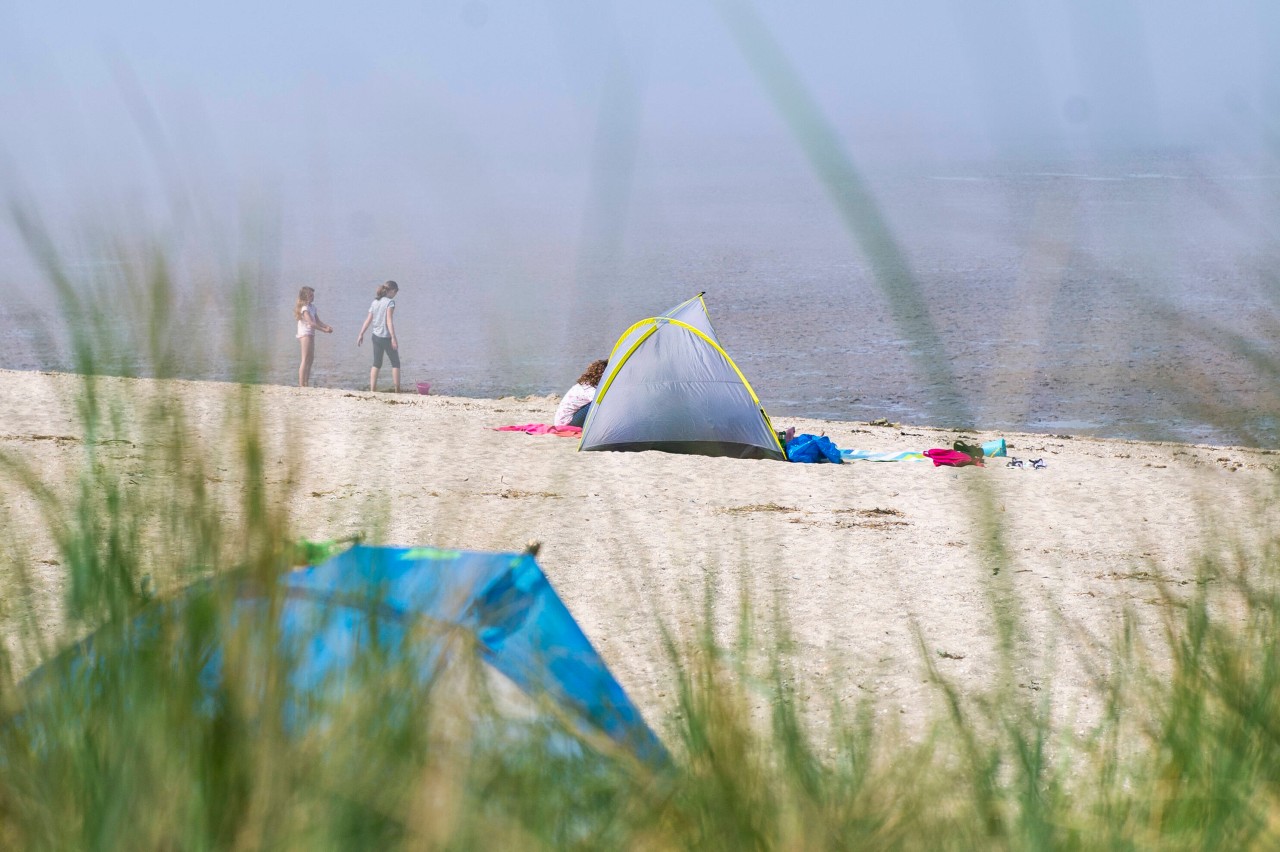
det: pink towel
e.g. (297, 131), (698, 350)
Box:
(494, 424), (582, 437)
(924, 448), (981, 467)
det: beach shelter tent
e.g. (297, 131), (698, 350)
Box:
(21, 544), (666, 766)
(580, 293), (786, 460)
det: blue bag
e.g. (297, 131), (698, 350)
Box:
(785, 433), (843, 464)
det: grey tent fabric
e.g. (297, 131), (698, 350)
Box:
(580, 294), (785, 460)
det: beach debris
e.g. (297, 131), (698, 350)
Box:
(832, 507), (904, 517)
(485, 489), (563, 500)
(868, 418), (895, 427)
(0, 433), (82, 445)
(833, 516), (910, 530)
(722, 502), (799, 515)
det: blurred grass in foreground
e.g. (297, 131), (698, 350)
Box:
(0, 228), (1278, 848)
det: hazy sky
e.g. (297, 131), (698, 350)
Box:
(2, 0), (1278, 323)
(3, 0), (1277, 217)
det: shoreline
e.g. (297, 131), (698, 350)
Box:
(4, 358), (1268, 451)
(2, 368), (1277, 737)
(6, 366), (1271, 456)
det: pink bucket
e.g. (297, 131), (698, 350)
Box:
(416, 381), (431, 395)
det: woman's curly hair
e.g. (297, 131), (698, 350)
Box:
(578, 359), (608, 387)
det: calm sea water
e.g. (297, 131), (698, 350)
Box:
(3, 152), (1278, 447)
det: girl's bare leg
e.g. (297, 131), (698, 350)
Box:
(369, 366), (379, 392)
(391, 367), (401, 394)
(299, 337), (315, 387)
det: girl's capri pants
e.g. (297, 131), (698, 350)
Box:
(372, 335), (400, 368)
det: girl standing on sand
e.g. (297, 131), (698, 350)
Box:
(295, 286), (333, 387)
(356, 280), (400, 393)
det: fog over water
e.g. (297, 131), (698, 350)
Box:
(2, 2), (1278, 445)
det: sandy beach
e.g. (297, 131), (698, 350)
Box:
(2, 367), (1277, 740)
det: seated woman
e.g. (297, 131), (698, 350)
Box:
(554, 359), (608, 428)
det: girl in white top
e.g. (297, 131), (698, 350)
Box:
(554, 359), (608, 427)
(295, 286), (333, 387)
(356, 280), (401, 392)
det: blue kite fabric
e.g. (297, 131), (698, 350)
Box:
(23, 545), (667, 768)
(281, 545), (666, 764)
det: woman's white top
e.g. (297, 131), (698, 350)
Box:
(554, 382), (597, 426)
(296, 304), (317, 338)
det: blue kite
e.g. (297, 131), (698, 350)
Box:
(21, 544), (667, 767)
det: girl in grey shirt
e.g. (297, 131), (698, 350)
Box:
(357, 280), (401, 392)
